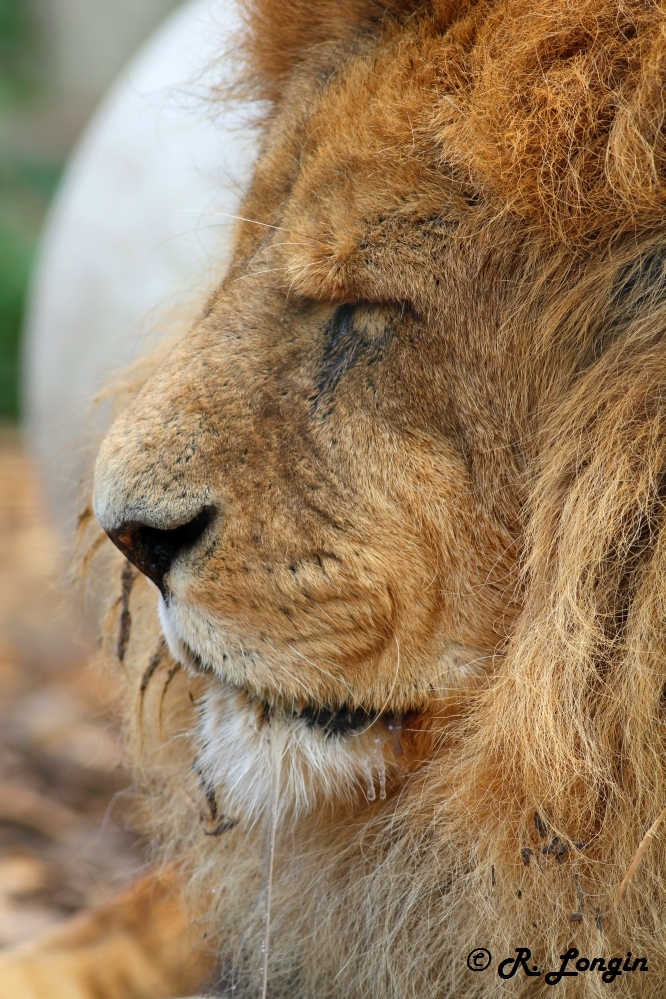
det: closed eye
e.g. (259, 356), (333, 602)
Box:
(313, 302), (396, 412)
(317, 303), (360, 400)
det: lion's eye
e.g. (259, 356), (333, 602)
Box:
(314, 302), (395, 408)
(318, 304), (359, 394)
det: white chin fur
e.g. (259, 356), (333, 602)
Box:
(159, 595), (196, 668)
(158, 596), (400, 827)
(196, 684), (399, 828)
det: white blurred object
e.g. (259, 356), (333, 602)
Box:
(24, 0), (258, 536)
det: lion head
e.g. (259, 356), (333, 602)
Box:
(90, 0), (666, 994)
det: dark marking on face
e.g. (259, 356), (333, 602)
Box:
(612, 250), (666, 312)
(117, 559), (138, 663)
(159, 662), (182, 729)
(542, 836), (570, 864)
(139, 639), (168, 718)
(203, 817), (238, 837)
(313, 302), (394, 412)
(203, 781), (219, 821)
(534, 811), (549, 838)
(298, 701), (380, 736)
(317, 303), (358, 398)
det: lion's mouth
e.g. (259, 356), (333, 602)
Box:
(181, 626), (414, 821)
(158, 598), (411, 741)
(185, 642), (405, 738)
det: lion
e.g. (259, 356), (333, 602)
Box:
(5, 0), (666, 995)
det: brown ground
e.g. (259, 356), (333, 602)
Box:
(0, 425), (143, 951)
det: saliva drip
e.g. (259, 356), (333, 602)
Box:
(361, 718), (406, 802)
(363, 755), (376, 801)
(387, 717), (404, 758)
(261, 731), (282, 999)
(362, 731), (389, 802)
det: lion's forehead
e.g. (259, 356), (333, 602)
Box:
(238, 0), (666, 300)
(234, 23), (481, 305)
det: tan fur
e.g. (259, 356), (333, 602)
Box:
(11, 1), (666, 996)
(0, 868), (215, 998)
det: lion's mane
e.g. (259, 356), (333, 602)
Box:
(86, 1), (666, 995)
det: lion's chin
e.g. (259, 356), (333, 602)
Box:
(196, 684), (407, 828)
(158, 597), (407, 827)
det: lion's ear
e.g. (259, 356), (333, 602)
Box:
(238, 0), (430, 103)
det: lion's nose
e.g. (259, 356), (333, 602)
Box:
(105, 506), (215, 593)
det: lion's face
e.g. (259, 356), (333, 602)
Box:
(93, 16), (529, 823)
(86, 2), (666, 986)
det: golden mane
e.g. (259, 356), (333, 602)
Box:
(239, 0), (666, 244)
(79, 1), (666, 995)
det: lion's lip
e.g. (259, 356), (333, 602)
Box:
(287, 701), (381, 736)
(185, 642), (403, 737)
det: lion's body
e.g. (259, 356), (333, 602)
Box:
(7, 1), (666, 996)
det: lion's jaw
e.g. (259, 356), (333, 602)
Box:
(158, 593), (481, 826)
(196, 685), (401, 827)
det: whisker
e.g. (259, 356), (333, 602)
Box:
(234, 266), (290, 282)
(356, 635), (402, 736)
(206, 211), (316, 242)
(138, 639), (168, 725)
(205, 211), (288, 232)
(159, 662), (182, 732)
(286, 644), (354, 699)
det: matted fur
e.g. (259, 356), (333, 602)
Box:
(88, 1), (666, 995)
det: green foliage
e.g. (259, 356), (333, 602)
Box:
(0, 0), (59, 418)
(0, 159), (61, 417)
(0, 213), (29, 416)
(0, 0), (26, 45)
(0, 0), (32, 102)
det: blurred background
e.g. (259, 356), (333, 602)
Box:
(0, 0), (187, 953)
(1, 0), (184, 418)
